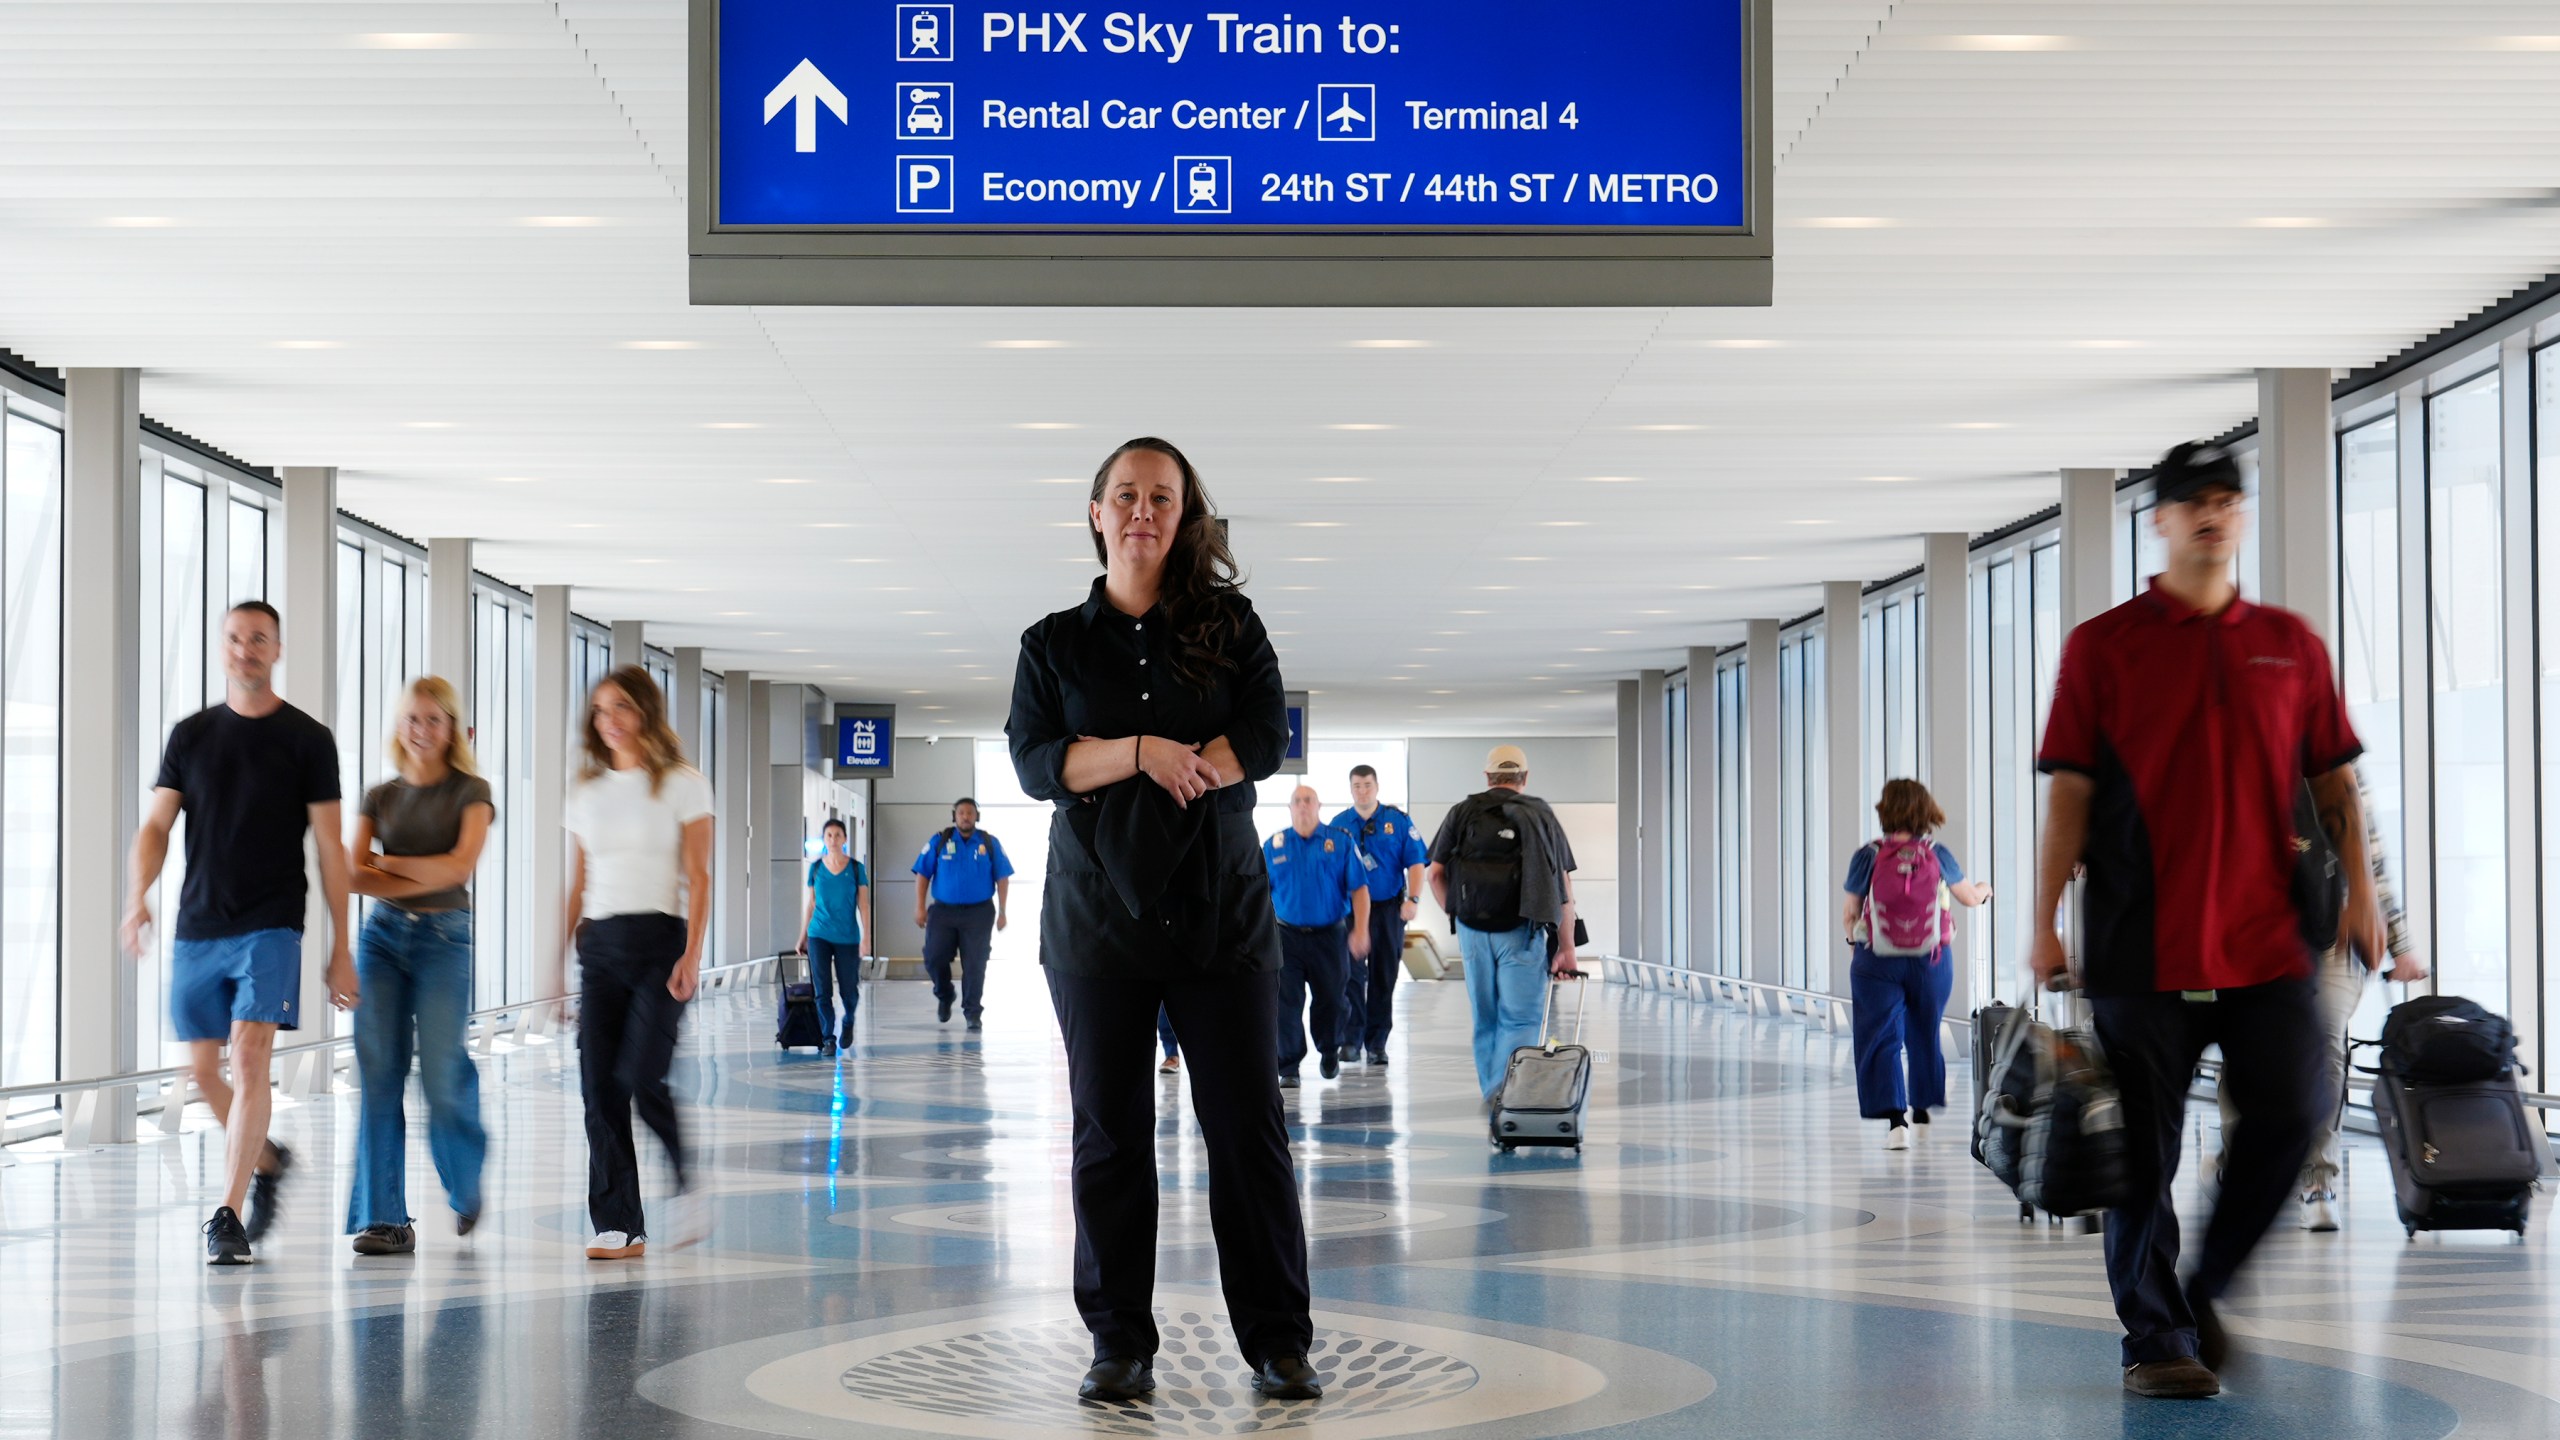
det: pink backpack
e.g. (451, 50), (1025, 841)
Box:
(1864, 836), (1948, 957)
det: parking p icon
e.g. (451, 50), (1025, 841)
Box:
(895, 156), (956, 213)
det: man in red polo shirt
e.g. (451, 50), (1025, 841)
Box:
(2033, 441), (2383, 1400)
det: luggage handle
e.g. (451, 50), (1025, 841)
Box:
(1541, 971), (1589, 1053)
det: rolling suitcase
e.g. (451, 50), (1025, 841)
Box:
(1491, 974), (1591, 1154)
(2366, 999), (2543, 1239)
(776, 951), (826, 1051)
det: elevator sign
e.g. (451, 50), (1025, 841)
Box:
(690, 0), (1771, 305)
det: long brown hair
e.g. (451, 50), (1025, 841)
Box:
(1875, 778), (1946, 836)
(1089, 436), (1245, 692)
(579, 665), (688, 793)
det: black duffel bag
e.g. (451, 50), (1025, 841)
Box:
(2380, 995), (2518, 1083)
(1977, 1008), (2129, 1216)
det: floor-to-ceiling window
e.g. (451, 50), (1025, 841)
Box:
(645, 648), (675, 706)
(472, 582), (537, 1008)
(1664, 673), (1688, 970)
(1713, 655), (1746, 976)
(2, 395), (64, 1114)
(1776, 626), (1829, 993)
(1779, 640), (1805, 987)
(2339, 413), (2404, 1043)
(2426, 369), (2507, 1014)
(1862, 587), (1924, 806)
(2537, 346), (2560, 1059)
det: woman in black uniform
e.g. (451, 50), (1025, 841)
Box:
(1007, 436), (1318, 1405)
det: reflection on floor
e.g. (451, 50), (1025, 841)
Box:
(2, 973), (2554, 1438)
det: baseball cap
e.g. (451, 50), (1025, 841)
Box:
(2151, 441), (2245, 506)
(1484, 744), (1528, 776)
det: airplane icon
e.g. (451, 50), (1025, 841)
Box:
(1315, 84), (1375, 142)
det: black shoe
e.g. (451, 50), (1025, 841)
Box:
(840, 1029), (856, 1051)
(455, 1209), (479, 1237)
(244, 1141), (293, 1241)
(204, 1206), (252, 1266)
(966, 1018), (983, 1032)
(937, 997), (954, 1023)
(1077, 1357), (1155, 1403)
(1251, 1355), (1324, 1399)
(1319, 1050), (1341, 1080)
(1367, 1051), (1388, 1068)
(2187, 1287), (2231, 1373)
(1278, 1072), (1300, 1089)
(352, 1223), (415, 1256)
(820, 1038), (837, 1058)
(2123, 1358), (2219, 1398)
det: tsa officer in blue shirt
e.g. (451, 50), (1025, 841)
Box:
(911, 797), (1014, 1030)
(1265, 785), (1370, 1085)
(1332, 764), (1429, 1067)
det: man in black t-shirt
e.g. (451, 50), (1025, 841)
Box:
(123, 600), (354, 1265)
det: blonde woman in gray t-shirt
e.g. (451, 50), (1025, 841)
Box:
(345, 675), (495, 1256)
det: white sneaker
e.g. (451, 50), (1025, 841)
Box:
(1885, 1125), (1911, 1152)
(586, 1230), (644, 1260)
(663, 1190), (711, 1251)
(2301, 1193), (2339, 1232)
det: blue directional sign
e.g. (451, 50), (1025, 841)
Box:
(1280, 690), (1308, 775)
(713, 1), (1748, 229)
(834, 705), (897, 777)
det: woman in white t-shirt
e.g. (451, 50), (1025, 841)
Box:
(558, 665), (715, 1260)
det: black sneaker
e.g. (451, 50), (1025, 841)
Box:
(205, 1206), (252, 1266)
(820, 1038), (837, 1058)
(966, 1018), (983, 1032)
(937, 997), (954, 1023)
(1366, 1051), (1389, 1068)
(1319, 1050), (1341, 1080)
(352, 1224), (415, 1256)
(244, 1141), (294, 1241)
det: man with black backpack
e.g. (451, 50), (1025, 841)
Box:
(2033, 441), (2380, 1400)
(1427, 745), (1580, 1106)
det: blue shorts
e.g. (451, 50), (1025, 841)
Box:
(171, 928), (304, 1040)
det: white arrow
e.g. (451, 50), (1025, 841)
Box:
(763, 59), (847, 153)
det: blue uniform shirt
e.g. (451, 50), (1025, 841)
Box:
(1264, 824), (1364, 927)
(912, 826), (1014, 905)
(1330, 803), (1430, 901)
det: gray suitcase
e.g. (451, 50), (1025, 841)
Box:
(1491, 976), (1591, 1154)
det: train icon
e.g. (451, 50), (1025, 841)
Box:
(896, 5), (954, 61)
(1171, 155), (1231, 214)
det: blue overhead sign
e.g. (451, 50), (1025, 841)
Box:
(712, 2), (1747, 230)
(1280, 690), (1308, 775)
(834, 706), (896, 777)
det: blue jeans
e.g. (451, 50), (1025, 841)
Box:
(1847, 945), (1952, 1119)
(1460, 922), (1549, 1098)
(348, 907), (486, 1229)
(809, 935), (861, 1040)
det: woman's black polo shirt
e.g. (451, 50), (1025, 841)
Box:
(2037, 580), (2361, 996)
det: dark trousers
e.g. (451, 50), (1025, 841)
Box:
(1847, 945), (1952, 1119)
(809, 935), (861, 1040)
(923, 901), (996, 1020)
(1156, 1005), (1179, 1059)
(1342, 898), (1403, 1055)
(2092, 976), (2327, 1366)
(1046, 966), (1313, 1366)
(1274, 922), (1347, 1073)
(577, 913), (691, 1237)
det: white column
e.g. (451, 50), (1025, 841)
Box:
(2498, 338), (2540, 1072)
(747, 681), (776, 957)
(717, 668), (757, 966)
(2059, 469), (2119, 633)
(672, 647), (705, 762)
(2392, 386), (2435, 995)
(60, 370), (143, 1141)
(277, 467), (338, 1048)
(1683, 646), (1717, 971)
(1614, 679), (1639, 957)
(2256, 368), (2337, 643)
(1746, 618), (1782, 985)
(1923, 532), (1973, 1017)
(610, 619), (645, 675)
(426, 537), (474, 713)
(1636, 667), (1667, 964)
(1823, 581), (1864, 980)
(531, 586), (572, 994)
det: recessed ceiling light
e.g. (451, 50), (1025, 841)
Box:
(1700, 339), (1783, 350)
(1430, 689), (1455, 695)
(920, 704), (945, 711)
(521, 215), (612, 227)
(755, 631), (781, 637)
(1291, 521), (1343, 528)
(1503, 556), (1550, 564)
(1538, 520), (1589, 528)
(986, 339), (1070, 349)
(630, 557), (667, 565)
(1791, 518), (1835, 526)
(870, 584), (911, 591)
(1638, 609), (1674, 615)
(270, 339), (342, 350)
(1278, 585), (1316, 592)
(101, 215), (178, 228)
(1555, 663), (1580, 669)
(716, 610), (753, 617)
(842, 559), (888, 565)
(1285, 557), (1330, 563)
(1682, 584), (1720, 591)
(897, 609), (936, 616)
(2070, 339), (2142, 350)
(804, 522), (851, 529)
(904, 690), (928, 695)
(2245, 216), (2330, 229)
(1307, 476), (1370, 484)
(1476, 585), (1515, 592)
(1416, 647), (1447, 653)
(678, 587), (712, 594)
(1940, 33), (2077, 50)
(1604, 630), (1636, 636)
(2489, 35), (2560, 50)
(784, 647), (812, 654)
(1347, 339), (1431, 349)
(762, 476), (813, 485)
(1863, 475), (1917, 483)
(1561, 689), (1586, 695)
(1384, 675), (1412, 682)
(362, 32), (473, 48)
(1573, 647), (1603, 653)
(403, 421), (454, 430)
(1795, 216), (1900, 229)
(622, 340), (699, 350)
(1630, 424), (1702, 432)
(1527, 675), (1550, 682)
(1269, 630), (1298, 637)
(1326, 423), (1395, 431)
(489, 475), (538, 484)
(567, 522), (605, 530)
(703, 421), (760, 430)
(1013, 421), (1080, 430)
(1450, 609), (1489, 616)
(1727, 555), (1768, 562)
(938, 648), (972, 655)
(1033, 476), (1084, 484)
(1433, 630), (1467, 636)
(1581, 475), (1645, 484)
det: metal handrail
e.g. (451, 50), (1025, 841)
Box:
(0, 954), (786, 1107)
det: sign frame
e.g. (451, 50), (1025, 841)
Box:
(687, 0), (1773, 306)
(831, 703), (898, 779)
(1278, 691), (1309, 776)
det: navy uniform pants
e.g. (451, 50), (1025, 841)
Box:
(1340, 896), (1404, 1056)
(922, 901), (996, 1021)
(1274, 922), (1347, 1073)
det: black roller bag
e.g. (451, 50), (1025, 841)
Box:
(1976, 1003), (2128, 1219)
(1491, 975), (1592, 1154)
(777, 951), (827, 1051)
(2370, 996), (2541, 1238)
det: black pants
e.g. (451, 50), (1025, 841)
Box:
(923, 902), (995, 1020)
(1342, 897), (1403, 1055)
(578, 913), (691, 1237)
(1046, 966), (1313, 1366)
(809, 936), (861, 1040)
(1274, 923), (1347, 1073)
(2091, 976), (2327, 1366)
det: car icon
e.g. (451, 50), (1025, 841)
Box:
(910, 10), (939, 54)
(907, 102), (943, 133)
(1187, 163), (1219, 205)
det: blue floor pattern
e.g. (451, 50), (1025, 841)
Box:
(1, 970), (2552, 1437)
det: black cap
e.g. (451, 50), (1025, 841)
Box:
(2151, 441), (2244, 506)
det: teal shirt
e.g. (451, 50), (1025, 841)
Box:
(808, 857), (868, 945)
